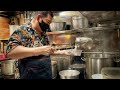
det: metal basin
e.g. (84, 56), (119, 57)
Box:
(59, 70), (80, 79)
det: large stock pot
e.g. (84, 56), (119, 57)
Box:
(85, 53), (114, 79)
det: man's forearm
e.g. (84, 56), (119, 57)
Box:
(7, 46), (70, 60)
(7, 46), (41, 59)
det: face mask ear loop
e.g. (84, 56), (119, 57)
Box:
(37, 14), (42, 23)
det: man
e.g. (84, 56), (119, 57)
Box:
(6, 11), (68, 79)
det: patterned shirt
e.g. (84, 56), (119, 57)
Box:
(6, 23), (50, 57)
(6, 23), (53, 79)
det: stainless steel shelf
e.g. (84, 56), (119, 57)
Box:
(47, 25), (120, 35)
(80, 11), (120, 24)
(46, 29), (82, 35)
(98, 16), (120, 24)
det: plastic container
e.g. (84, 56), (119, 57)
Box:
(101, 67), (120, 79)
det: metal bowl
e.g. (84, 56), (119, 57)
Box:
(59, 70), (80, 79)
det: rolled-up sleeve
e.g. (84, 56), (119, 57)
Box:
(6, 29), (22, 55)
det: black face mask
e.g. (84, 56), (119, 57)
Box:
(39, 20), (51, 32)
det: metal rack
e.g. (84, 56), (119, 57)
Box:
(80, 11), (120, 24)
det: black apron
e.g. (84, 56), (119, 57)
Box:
(18, 55), (52, 79)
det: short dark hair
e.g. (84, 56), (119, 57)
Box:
(34, 11), (54, 18)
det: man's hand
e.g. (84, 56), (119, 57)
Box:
(53, 49), (82, 56)
(53, 50), (72, 56)
(34, 46), (55, 56)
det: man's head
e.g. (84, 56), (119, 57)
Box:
(33, 11), (53, 32)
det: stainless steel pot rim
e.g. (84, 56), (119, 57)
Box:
(70, 64), (86, 68)
(90, 58), (113, 59)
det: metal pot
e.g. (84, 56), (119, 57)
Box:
(58, 55), (72, 72)
(59, 70), (80, 79)
(1, 59), (16, 75)
(50, 22), (66, 31)
(51, 61), (57, 79)
(85, 53), (114, 79)
(69, 64), (86, 79)
(50, 55), (72, 72)
(72, 16), (88, 30)
(75, 37), (93, 51)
